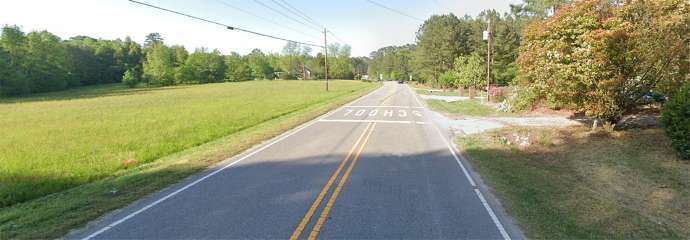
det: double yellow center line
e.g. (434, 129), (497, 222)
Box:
(290, 122), (377, 240)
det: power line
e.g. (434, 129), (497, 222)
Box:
(262, 0), (348, 46)
(275, 0), (323, 29)
(327, 30), (347, 45)
(128, 0), (322, 48)
(216, 0), (318, 39)
(365, 0), (424, 22)
(252, 0), (322, 32)
(274, 0), (349, 46)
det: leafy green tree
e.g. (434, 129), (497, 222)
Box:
(65, 37), (100, 86)
(439, 71), (457, 88)
(369, 44), (415, 81)
(123, 36), (142, 70)
(491, 13), (522, 85)
(0, 46), (28, 95)
(454, 54), (484, 88)
(175, 48), (225, 84)
(121, 69), (139, 87)
(327, 43), (354, 79)
(93, 40), (122, 84)
(171, 45), (188, 68)
(306, 52), (325, 79)
(413, 14), (472, 85)
(143, 33), (163, 48)
(0, 26), (30, 95)
(246, 49), (273, 79)
(224, 52), (252, 82)
(143, 43), (175, 86)
(661, 82), (690, 160)
(351, 57), (369, 79)
(366, 61), (378, 81)
(24, 31), (70, 92)
(279, 42), (305, 79)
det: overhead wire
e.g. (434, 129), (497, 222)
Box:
(327, 30), (347, 45)
(128, 0), (323, 48)
(257, 0), (349, 46)
(273, 0), (324, 29)
(216, 0), (319, 39)
(364, 0), (424, 22)
(275, 0), (348, 45)
(252, 0), (323, 33)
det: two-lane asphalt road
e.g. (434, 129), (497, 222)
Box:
(71, 82), (520, 239)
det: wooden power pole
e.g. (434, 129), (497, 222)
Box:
(324, 28), (329, 92)
(486, 18), (492, 102)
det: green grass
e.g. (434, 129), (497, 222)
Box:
(0, 80), (377, 238)
(414, 87), (488, 97)
(415, 89), (466, 96)
(458, 127), (690, 239)
(426, 99), (510, 117)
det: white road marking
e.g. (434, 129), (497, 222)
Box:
(431, 125), (477, 187)
(412, 110), (422, 117)
(355, 109), (366, 116)
(408, 86), (425, 107)
(82, 86), (383, 240)
(475, 189), (512, 240)
(368, 110), (378, 116)
(343, 109), (354, 116)
(412, 84), (510, 240)
(83, 116), (321, 240)
(397, 110), (407, 117)
(384, 110), (394, 117)
(318, 119), (425, 125)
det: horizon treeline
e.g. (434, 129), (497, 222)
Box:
(367, 0), (565, 85)
(0, 26), (358, 96)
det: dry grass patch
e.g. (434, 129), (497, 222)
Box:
(458, 126), (689, 239)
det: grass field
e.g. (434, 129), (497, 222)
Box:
(458, 127), (689, 239)
(426, 99), (511, 117)
(414, 87), (488, 97)
(0, 80), (375, 216)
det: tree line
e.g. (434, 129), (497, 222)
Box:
(0, 27), (358, 96)
(367, 5), (529, 87)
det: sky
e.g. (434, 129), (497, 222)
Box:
(0, 0), (522, 57)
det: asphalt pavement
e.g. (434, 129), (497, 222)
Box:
(69, 81), (522, 239)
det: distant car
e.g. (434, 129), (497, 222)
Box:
(397, 80), (404, 84)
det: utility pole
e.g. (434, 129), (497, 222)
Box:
(486, 17), (492, 102)
(324, 28), (329, 92)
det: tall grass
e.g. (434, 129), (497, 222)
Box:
(0, 80), (371, 207)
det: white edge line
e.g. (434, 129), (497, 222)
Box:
(409, 84), (510, 240)
(84, 119), (318, 240)
(408, 85), (424, 107)
(82, 85), (383, 240)
(431, 125), (477, 187)
(475, 189), (512, 240)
